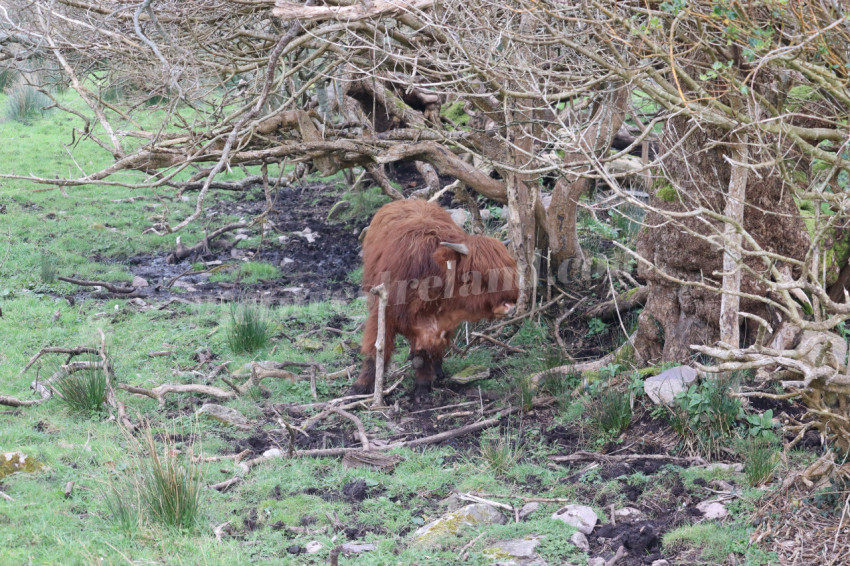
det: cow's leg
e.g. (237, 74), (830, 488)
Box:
(351, 356), (376, 394)
(411, 350), (437, 402)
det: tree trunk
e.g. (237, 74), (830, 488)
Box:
(547, 86), (629, 281)
(718, 131), (749, 347)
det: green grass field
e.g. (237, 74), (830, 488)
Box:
(0, 88), (782, 566)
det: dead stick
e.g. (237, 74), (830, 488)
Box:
(20, 346), (98, 376)
(470, 332), (524, 353)
(0, 395), (42, 407)
(370, 283), (389, 408)
(64, 481), (75, 498)
(0, 491), (13, 502)
(551, 450), (705, 466)
(57, 276), (134, 294)
(330, 407), (370, 451)
(208, 477), (242, 492)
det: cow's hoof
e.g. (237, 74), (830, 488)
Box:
(349, 382), (373, 395)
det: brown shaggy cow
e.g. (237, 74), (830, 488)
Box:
(351, 199), (518, 400)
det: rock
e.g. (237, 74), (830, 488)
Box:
(798, 330), (848, 371)
(414, 503), (506, 542)
(484, 536), (548, 565)
(518, 502), (541, 520)
(587, 558), (605, 566)
(1, 452), (42, 479)
(131, 276), (149, 288)
(651, 560), (671, 566)
(296, 337), (323, 351)
(233, 234), (249, 242)
(708, 479), (734, 492)
(293, 227), (319, 243)
(305, 541), (323, 554)
(644, 365), (698, 405)
(450, 365), (491, 384)
(339, 542), (376, 554)
(703, 463), (744, 473)
(551, 505), (598, 535)
(128, 298), (147, 307)
(570, 531), (589, 552)
(696, 500), (728, 519)
(280, 257), (295, 267)
(196, 404), (250, 430)
(612, 507), (644, 521)
(448, 208), (471, 227)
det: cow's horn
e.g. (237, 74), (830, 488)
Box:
(440, 242), (469, 255)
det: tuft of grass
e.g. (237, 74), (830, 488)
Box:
(103, 481), (141, 534)
(39, 252), (58, 283)
(478, 427), (524, 476)
(0, 67), (18, 91)
(5, 83), (51, 123)
(137, 428), (204, 530)
(741, 435), (780, 486)
(588, 389), (632, 437)
(52, 362), (108, 415)
(226, 299), (271, 354)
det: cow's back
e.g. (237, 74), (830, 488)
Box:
(361, 199), (465, 290)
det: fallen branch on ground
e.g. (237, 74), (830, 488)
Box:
(167, 222), (250, 263)
(584, 286), (648, 321)
(0, 395), (42, 407)
(550, 450), (706, 466)
(57, 276), (135, 294)
(239, 407), (521, 471)
(117, 382), (235, 404)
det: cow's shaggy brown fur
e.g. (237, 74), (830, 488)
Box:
(352, 199), (518, 400)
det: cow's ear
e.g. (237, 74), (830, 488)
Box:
(432, 246), (460, 275)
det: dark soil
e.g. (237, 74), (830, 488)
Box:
(82, 181), (368, 305)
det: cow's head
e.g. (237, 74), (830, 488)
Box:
(433, 237), (518, 318)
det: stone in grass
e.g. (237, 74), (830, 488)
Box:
(305, 541), (323, 554)
(484, 536), (549, 565)
(196, 404), (251, 430)
(551, 504), (598, 535)
(570, 531), (590, 552)
(450, 365), (491, 384)
(696, 500), (728, 520)
(643, 365), (698, 405)
(0, 452), (42, 480)
(413, 503), (506, 543)
(338, 542), (376, 553)
(518, 501), (541, 520)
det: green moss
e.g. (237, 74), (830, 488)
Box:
(441, 101), (470, 126)
(655, 184), (679, 203)
(0, 452), (42, 479)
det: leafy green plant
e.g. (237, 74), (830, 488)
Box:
(587, 317), (608, 336)
(668, 377), (741, 458)
(588, 389), (632, 437)
(740, 435), (779, 487)
(743, 409), (777, 439)
(5, 83), (51, 123)
(478, 427), (524, 476)
(52, 363), (108, 415)
(137, 428), (204, 529)
(226, 299), (271, 354)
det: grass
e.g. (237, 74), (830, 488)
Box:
(478, 426), (525, 476)
(136, 428), (204, 530)
(663, 523), (776, 565)
(51, 361), (108, 415)
(38, 252), (58, 284)
(741, 435), (780, 486)
(5, 83), (51, 123)
(587, 389), (632, 437)
(0, 84), (787, 566)
(226, 299), (271, 354)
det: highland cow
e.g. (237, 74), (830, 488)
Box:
(351, 199), (518, 401)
